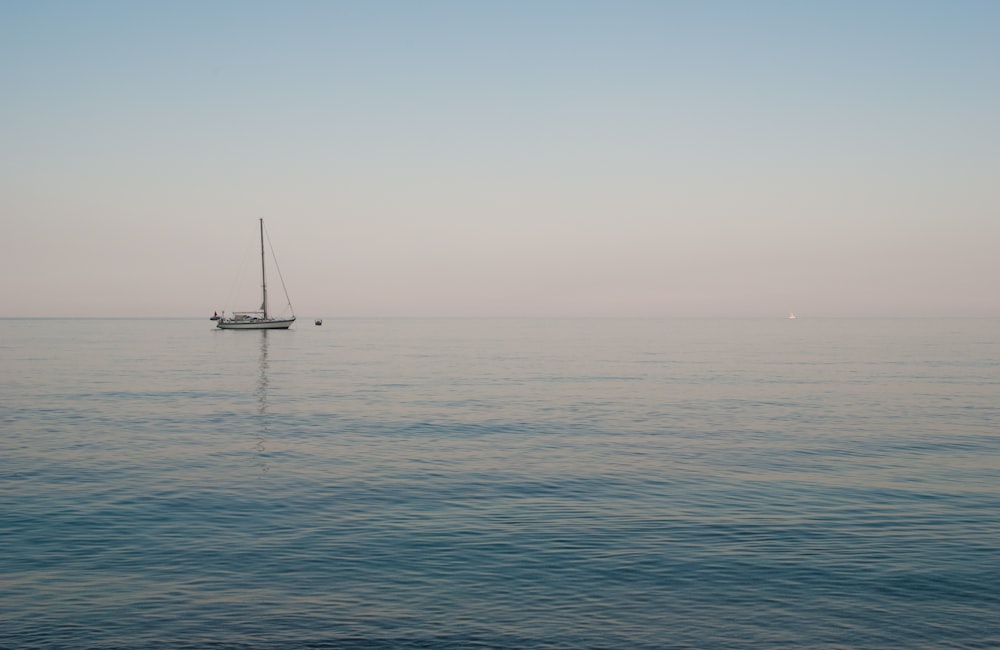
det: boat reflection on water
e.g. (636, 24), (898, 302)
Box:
(254, 331), (270, 475)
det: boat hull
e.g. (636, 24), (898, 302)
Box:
(217, 317), (295, 330)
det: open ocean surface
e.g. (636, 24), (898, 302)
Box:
(1, 317), (998, 649)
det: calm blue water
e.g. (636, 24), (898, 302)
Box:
(1, 318), (998, 649)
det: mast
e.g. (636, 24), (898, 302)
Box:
(259, 218), (268, 319)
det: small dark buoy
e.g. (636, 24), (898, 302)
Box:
(315, 319), (323, 326)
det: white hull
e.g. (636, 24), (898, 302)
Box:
(217, 317), (295, 330)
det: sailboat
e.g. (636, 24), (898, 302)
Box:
(217, 219), (296, 330)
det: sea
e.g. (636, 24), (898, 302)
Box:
(1, 317), (998, 649)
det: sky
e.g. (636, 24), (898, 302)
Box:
(2, 0), (998, 318)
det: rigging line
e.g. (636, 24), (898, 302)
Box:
(262, 221), (295, 316)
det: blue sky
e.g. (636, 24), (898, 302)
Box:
(2, 0), (998, 317)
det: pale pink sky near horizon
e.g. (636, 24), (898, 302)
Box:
(3, 1), (998, 318)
